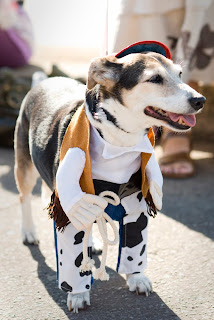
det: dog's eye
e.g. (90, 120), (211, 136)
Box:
(179, 71), (182, 78)
(147, 75), (163, 84)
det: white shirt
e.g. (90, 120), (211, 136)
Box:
(56, 126), (162, 215)
(89, 126), (153, 184)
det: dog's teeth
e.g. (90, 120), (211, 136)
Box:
(178, 118), (183, 124)
(158, 109), (167, 116)
(158, 109), (164, 114)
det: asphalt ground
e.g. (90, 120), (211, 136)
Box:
(0, 141), (214, 320)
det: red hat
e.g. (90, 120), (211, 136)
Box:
(115, 40), (171, 60)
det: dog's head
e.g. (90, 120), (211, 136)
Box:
(87, 51), (205, 132)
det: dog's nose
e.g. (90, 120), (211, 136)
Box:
(188, 96), (206, 111)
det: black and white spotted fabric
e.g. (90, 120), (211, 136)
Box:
(118, 191), (149, 274)
(56, 225), (92, 294)
(56, 190), (149, 294)
(55, 125), (162, 294)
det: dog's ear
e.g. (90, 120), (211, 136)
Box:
(87, 56), (122, 90)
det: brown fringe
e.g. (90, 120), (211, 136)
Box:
(47, 189), (157, 231)
(47, 191), (70, 231)
(145, 191), (157, 218)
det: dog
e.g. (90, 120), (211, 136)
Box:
(14, 42), (205, 313)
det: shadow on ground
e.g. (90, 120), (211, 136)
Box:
(27, 244), (180, 320)
(162, 144), (214, 241)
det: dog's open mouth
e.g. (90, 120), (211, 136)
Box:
(144, 106), (196, 129)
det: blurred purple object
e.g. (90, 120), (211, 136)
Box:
(0, 28), (31, 67)
(0, 3), (33, 68)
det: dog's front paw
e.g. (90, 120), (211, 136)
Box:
(149, 180), (163, 210)
(22, 228), (39, 245)
(126, 273), (153, 296)
(67, 291), (90, 313)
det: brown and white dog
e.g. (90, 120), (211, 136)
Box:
(14, 44), (205, 312)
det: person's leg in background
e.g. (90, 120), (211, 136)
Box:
(108, 1), (193, 178)
(159, 0), (212, 178)
(158, 7), (195, 178)
(108, 0), (212, 178)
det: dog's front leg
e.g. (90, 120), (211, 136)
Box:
(56, 223), (92, 312)
(118, 193), (153, 296)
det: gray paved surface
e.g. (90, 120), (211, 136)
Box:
(0, 142), (214, 320)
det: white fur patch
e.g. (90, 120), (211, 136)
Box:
(126, 273), (153, 296)
(21, 194), (39, 245)
(67, 291), (90, 313)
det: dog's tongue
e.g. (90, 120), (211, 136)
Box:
(168, 112), (196, 127)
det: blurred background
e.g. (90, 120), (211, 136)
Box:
(25, 0), (108, 76)
(0, 1), (213, 319)
(0, 0), (214, 147)
(0, 0), (110, 146)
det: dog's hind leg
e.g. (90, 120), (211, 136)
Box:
(14, 109), (39, 245)
(14, 155), (39, 245)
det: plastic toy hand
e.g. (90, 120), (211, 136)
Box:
(149, 180), (163, 211)
(67, 193), (108, 230)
